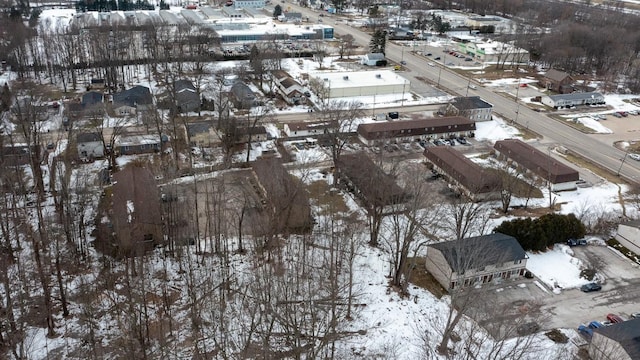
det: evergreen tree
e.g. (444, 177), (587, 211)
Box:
(273, 4), (282, 18)
(369, 30), (386, 55)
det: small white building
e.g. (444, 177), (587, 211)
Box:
(312, 70), (409, 98)
(360, 53), (386, 66)
(615, 221), (640, 256)
(77, 132), (104, 159)
(541, 92), (605, 109)
(284, 121), (336, 137)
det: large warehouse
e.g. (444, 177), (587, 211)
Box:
(311, 71), (410, 99)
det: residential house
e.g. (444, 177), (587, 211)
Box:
(425, 233), (528, 291)
(284, 120), (337, 137)
(272, 71), (306, 105)
(64, 100), (84, 120)
(117, 135), (163, 155)
(357, 116), (476, 146)
(230, 82), (257, 110)
(237, 125), (268, 144)
(77, 132), (104, 159)
(541, 92), (605, 109)
(81, 91), (105, 118)
(174, 79), (200, 113)
(494, 139), (579, 191)
(615, 221), (640, 256)
(423, 146), (500, 200)
(89, 78), (106, 90)
(110, 165), (164, 257)
(542, 69), (573, 93)
(439, 96), (493, 122)
(280, 12), (302, 22)
(186, 121), (218, 147)
(336, 152), (408, 212)
(589, 318), (640, 360)
(361, 52), (386, 66)
(251, 157), (313, 233)
(112, 85), (153, 116)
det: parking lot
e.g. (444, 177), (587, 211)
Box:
(470, 244), (640, 336)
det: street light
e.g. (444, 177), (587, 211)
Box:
(617, 150), (629, 177)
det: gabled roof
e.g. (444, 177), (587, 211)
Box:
(546, 92), (604, 101)
(358, 116), (475, 141)
(494, 139), (579, 184)
(174, 79), (196, 92)
(113, 85), (153, 107)
(77, 132), (103, 143)
(230, 82), (255, 99)
(186, 121), (213, 137)
(82, 91), (104, 106)
(423, 146), (499, 195)
(451, 96), (492, 110)
(544, 69), (571, 82)
(287, 121), (337, 132)
(429, 233), (526, 272)
(593, 318), (640, 359)
(337, 152), (407, 208)
(365, 52), (385, 60)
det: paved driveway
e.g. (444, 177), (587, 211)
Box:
(471, 245), (640, 335)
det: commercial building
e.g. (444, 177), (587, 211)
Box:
(312, 70), (409, 99)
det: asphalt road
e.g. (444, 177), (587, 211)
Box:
(285, 3), (640, 184)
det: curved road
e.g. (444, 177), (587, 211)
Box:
(285, 2), (640, 184)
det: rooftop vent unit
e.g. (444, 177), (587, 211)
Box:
(343, 76), (349, 80)
(375, 74), (382, 78)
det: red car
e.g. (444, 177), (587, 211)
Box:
(606, 314), (624, 323)
(519, 83), (528, 87)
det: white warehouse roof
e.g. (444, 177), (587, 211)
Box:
(312, 70), (409, 89)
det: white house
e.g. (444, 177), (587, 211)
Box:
(615, 221), (640, 256)
(541, 92), (605, 109)
(284, 121), (336, 137)
(360, 53), (386, 66)
(77, 132), (104, 159)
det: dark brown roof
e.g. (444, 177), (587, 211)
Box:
(544, 69), (571, 82)
(252, 157), (312, 232)
(111, 165), (163, 254)
(494, 139), (579, 184)
(357, 117), (475, 141)
(337, 152), (407, 208)
(423, 146), (499, 194)
(280, 77), (301, 89)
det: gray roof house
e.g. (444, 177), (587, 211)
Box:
(542, 69), (573, 93)
(541, 92), (605, 109)
(230, 82), (257, 110)
(425, 233), (528, 291)
(112, 85), (153, 115)
(174, 80), (200, 113)
(590, 317), (640, 360)
(440, 96), (493, 122)
(81, 91), (104, 107)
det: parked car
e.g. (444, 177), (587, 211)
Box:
(577, 325), (593, 338)
(581, 283), (602, 292)
(457, 137), (468, 145)
(631, 312), (640, 319)
(426, 53), (432, 56)
(519, 83), (528, 87)
(468, 84), (477, 90)
(607, 314), (624, 323)
(387, 111), (399, 119)
(568, 238), (587, 246)
(613, 112), (623, 118)
(588, 321), (603, 329)
(434, 57), (441, 60)
(465, 57), (473, 61)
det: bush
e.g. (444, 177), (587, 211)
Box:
(545, 329), (569, 343)
(494, 213), (586, 251)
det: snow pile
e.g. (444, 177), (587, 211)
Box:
(573, 117), (613, 134)
(526, 244), (590, 290)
